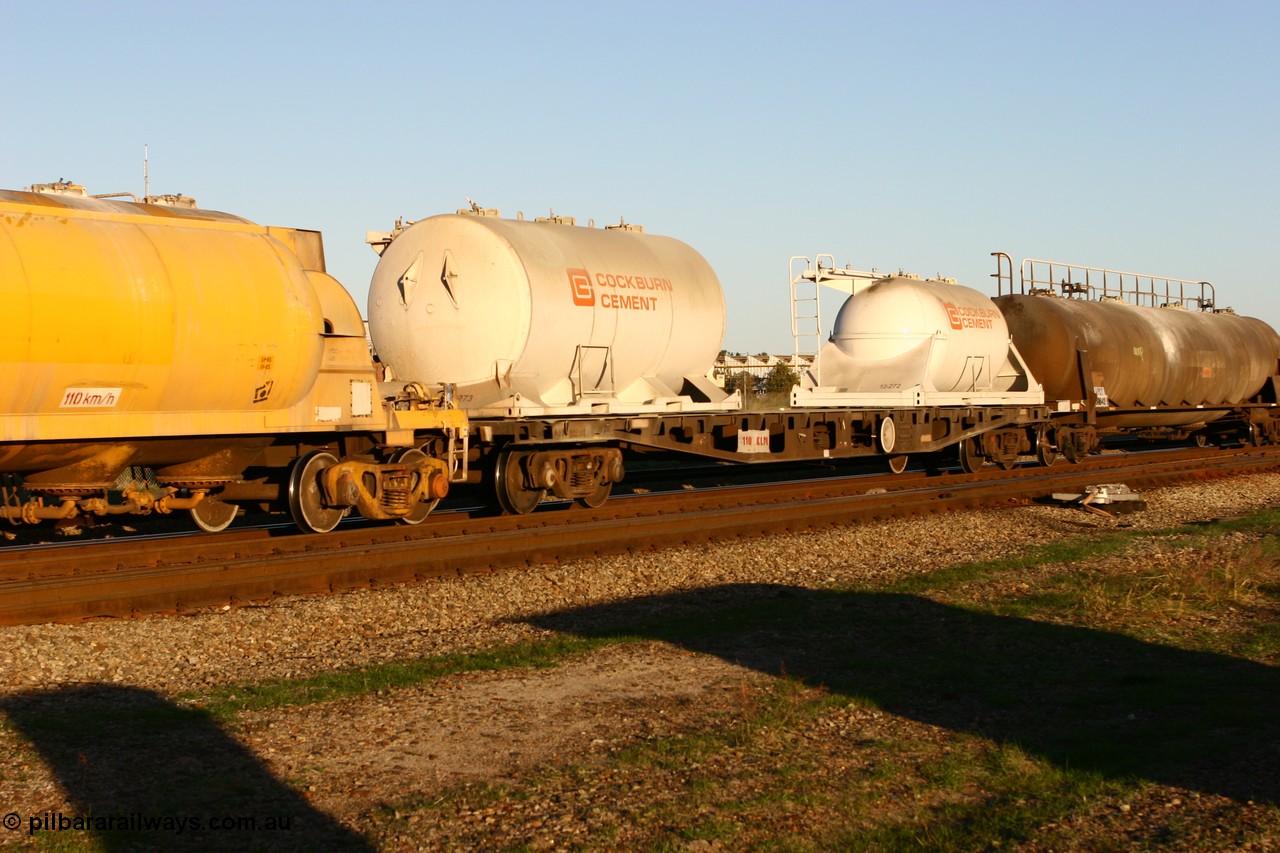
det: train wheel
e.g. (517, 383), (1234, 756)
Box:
(576, 480), (613, 509)
(190, 498), (238, 533)
(493, 449), (544, 515)
(887, 455), (909, 474)
(957, 438), (984, 474)
(391, 448), (438, 525)
(288, 451), (346, 533)
(1035, 442), (1058, 467)
(1248, 423), (1264, 447)
(1034, 426), (1058, 467)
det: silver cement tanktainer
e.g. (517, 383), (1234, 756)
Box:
(367, 212), (733, 417)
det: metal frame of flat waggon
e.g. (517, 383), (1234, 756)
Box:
(467, 402), (1048, 474)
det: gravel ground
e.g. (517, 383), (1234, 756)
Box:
(1, 472), (1278, 849)
(5, 474), (1279, 697)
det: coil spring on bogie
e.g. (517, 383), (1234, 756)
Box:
(381, 472), (413, 513)
(381, 486), (411, 512)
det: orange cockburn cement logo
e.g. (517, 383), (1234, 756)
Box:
(567, 268), (595, 306)
(567, 267), (674, 311)
(942, 302), (999, 330)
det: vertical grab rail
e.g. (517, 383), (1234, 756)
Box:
(990, 252), (1014, 295)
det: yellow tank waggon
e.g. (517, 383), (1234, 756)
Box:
(0, 182), (466, 533)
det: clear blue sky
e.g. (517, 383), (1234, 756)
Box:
(4, 1), (1276, 354)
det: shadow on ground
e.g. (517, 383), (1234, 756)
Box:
(1, 685), (371, 851)
(528, 583), (1280, 804)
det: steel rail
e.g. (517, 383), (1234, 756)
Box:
(1, 446), (1277, 625)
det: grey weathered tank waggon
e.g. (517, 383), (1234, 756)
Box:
(991, 254), (1280, 462)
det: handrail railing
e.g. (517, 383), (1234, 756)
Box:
(1003, 258), (1213, 312)
(996, 256), (1216, 311)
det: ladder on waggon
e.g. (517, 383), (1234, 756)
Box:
(789, 255), (886, 386)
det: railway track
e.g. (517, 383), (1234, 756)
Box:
(2, 446), (1278, 626)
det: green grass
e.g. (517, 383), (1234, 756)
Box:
(834, 756), (1123, 853)
(187, 633), (631, 717)
(883, 508), (1280, 655)
(885, 533), (1142, 595)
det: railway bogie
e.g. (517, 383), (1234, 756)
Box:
(482, 444), (630, 514)
(1249, 412), (1280, 446)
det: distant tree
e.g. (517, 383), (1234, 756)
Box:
(723, 371), (753, 396)
(762, 364), (799, 396)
